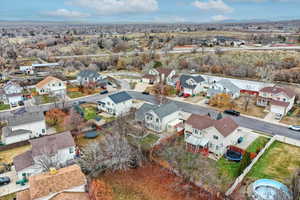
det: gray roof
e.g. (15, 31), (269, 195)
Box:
(180, 74), (205, 89)
(109, 91), (132, 104)
(152, 102), (179, 119)
(2, 127), (31, 137)
(7, 112), (44, 126)
(135, 103), (156, 122)
(216, 79), (240, 93)
(78, 69), (101, 79)
(13, 150), (34, 172)
(30, 131), (75, 157)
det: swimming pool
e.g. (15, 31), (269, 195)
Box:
(251, 179), (292, 200)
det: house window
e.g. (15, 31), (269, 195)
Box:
(156, 118), (159, 123)
(283, 98), (286, 102)
(213, 135), (218, 140)
(42, 129), (45, 134)
(59, 83), (61, 86)
(69, 147), (74, 154)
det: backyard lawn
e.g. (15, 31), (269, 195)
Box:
(0, 104), (10, 111)
(0, 145), (31, 164)
(67, 91), (85, 99)
(0, 193), (16, 200)
(247, 141), (300, 185)
(128, 133), (160, 151)
(83, 107), (98, 120)
(34, 95), (58, 105)
(216, 136), (270, 183)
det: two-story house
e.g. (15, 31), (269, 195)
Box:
(256, 86), (296, 116)
(177, 74), (206, 96)
(184, 114), (241, 156)
(143, 68), (176, 86)
(13, 131), (76, 179)
(207, 79), (240, 99)
(35, 76), (66, 96)
(1, 112), (47, 145)
(76, 69), (105, 86)
(16, 164), (89, 200)
(98, 91), (133, 116)
(135, 102), (183, 133)
(0, 81), (23, 106)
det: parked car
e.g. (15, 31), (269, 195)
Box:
(224, 110), (240, 116)
(100, 90), (109, 95)
(79, 101), (86, 105)
(289, 125), (300, 131)
(275, 113), (282, 120)
(0, 177), (10, 186)
(177, 92), (183, 97)
(142, 91), (150, 95)
(18, 101), (24, 106)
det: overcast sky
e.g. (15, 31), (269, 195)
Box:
(1, 0), (300, 23)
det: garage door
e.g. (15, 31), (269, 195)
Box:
(270, 105), (286, 115)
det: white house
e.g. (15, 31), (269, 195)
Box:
(98, 91), (133, 116)
(13, 131), (76, 179)
(19, 65), (34, 74)
(143, 68), (176, 86)
(178, 74), (206, 95)
(184, 114), (242, 156)
(257, 86), (296, 116)
(0, 81), (23, 106)
(76, 69), (105, 86)
(1, 112), (46, 145)
(16, 165), (89, 200)
(207, 79), (240, 99)
(35, 76), (66, 96)
(135, 102), (183, 133)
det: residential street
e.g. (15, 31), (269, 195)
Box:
(0, 90), (299, 140)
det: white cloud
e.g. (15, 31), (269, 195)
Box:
(211, 14), (230, 21)
(45, 9), (90, 18)
(193, 0), (233, 13)
(68, 0), (159, 15)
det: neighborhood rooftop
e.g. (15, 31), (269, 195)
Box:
(180, 74), (205, 89)
(108, 91), (132, 104)
(260, 86), (296, 98)
(7, 112), (44, 126)
(35, 76), (62, 89)
(78, 69), (101, 79)
(152, 101), (179, 119)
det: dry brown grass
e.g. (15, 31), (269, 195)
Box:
(0, 145), (31, 164)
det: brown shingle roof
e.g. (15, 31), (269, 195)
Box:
(30, 131), (75, 157)
(260, 86), (296, 98)
(271, 99), (290, 107)
(36, 76), (63, 89)
(51, 192), (90, 200)
(29, 165), (86, 199)
(186, 114), (238, 137)
(16, 189), (30, 200)
(157, 68), (173, 77)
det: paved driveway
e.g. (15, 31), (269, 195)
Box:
(0, 168), (28, 197)
(235, 128), (259, 150)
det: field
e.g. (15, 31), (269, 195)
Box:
(98, 163), (222, 200)
(247, 141), (300, 185)
(0, 104), (10, 111)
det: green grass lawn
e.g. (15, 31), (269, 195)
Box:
(0, 193), (16, 200)
(246, 136), (270, 153)
(247, 141), (300, 185)
(0, 104), (10, 111)
(216, 136), (270, 182)
(83, 107), (97, 120)
(35, 95), (58, 105)
(139, 134), (160, 151)
(67, 91), (85, 99)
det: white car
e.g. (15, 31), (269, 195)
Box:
(289, 125), (300, 131)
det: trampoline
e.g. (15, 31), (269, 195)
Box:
(84, 130), (99, 139)
(224, 149), (243, 162)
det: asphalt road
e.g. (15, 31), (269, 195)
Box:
(1, 90), (299, 140)
(128, 91), (300, 141)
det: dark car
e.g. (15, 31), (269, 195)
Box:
(142, 91), (150, 95)
(224, 110), (240, 116)
(100, 90), (109, 95)
(0, 177), (10, 186)
(78, 101), (86, 105)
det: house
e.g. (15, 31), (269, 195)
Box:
(256, 86), (296, 116)
(143, 68), (176, 86)
(19, 65), (34, 75)
(98, 91), (133, 116)
(1, 112), (46, 145)
(0, 81), (23, 106)
(16, 165), (89, 200)
(177, 74), (206, 96)
(36, 76), (66, 96)
(135, 102), (183, 133)
(184, 114), (241, 156)
(207, 79), (240, 99)
(76, 69), (105, 86)
(13, 131), (76, 179)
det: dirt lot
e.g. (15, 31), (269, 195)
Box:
(98, 163), (223, 200)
